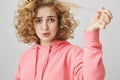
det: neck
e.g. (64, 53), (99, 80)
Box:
(40, 39), (57, 46)
(40, 41), (50, 46)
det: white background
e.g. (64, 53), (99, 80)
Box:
(0, 0), (120, 80)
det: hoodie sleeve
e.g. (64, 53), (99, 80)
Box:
(14, 63), (20, 80)
(73, 30), (105, 80)
(14, 61), (21, 80)
(14, 51), (26, 80)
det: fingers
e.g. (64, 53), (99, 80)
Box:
(96, 7), (104, 18)
(97, 7), (113, 29)
(100, 12), (110, 24)
(97, 7), (113, 20)
(103, 10), (113, 19)
(98, 20), (106, 29)
(88, 7), (113, 31)
(94, 11), (101, 19)
(94, 7), (112, 20)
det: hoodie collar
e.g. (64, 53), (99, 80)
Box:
(32, 40), (70, 49)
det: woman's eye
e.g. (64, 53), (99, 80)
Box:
(48, 18), (55, 23)
(35, 18), (42, 24)
(36, 19), (42, 23)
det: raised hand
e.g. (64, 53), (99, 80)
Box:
(86, 7), (113, 31)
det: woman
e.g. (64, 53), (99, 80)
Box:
(14, 0), (112, 80)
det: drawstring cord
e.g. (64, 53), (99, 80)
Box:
(34, 45), (51, 80)
(41, 46), (51, 80)
(34, 46), (39, 80)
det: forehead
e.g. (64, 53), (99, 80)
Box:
(36, 7), (57, 17)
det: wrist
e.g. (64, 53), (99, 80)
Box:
(85, 27), (99, 31)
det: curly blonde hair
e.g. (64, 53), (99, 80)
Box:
(14, 0), (79, 44)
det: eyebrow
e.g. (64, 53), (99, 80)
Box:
(35, 16), (57, 18)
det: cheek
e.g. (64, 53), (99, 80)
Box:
(54, 21), (59, 31)
(34, 26), (41, 34)
(52, 24), (58, 33)
(49, 26), (58, 36)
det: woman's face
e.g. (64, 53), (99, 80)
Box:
(34, 7), (59, 45)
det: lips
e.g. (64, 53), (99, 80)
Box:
(42, 32), (50, 37)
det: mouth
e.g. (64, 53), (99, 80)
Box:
(42, 32), (50, 37)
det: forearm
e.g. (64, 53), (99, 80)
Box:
(83, 30), (105, 80)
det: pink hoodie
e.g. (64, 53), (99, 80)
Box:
(15, 31), (105, 80)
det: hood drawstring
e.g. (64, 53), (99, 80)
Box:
(34, 46), (39, 80)
(41, 46), (51, 80)
(34, 45), (52, 80)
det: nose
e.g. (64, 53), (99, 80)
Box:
(42, 21), (48, 30)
